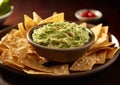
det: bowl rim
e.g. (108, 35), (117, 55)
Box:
(0, 5), (14, 19)
(27, 22), (95, 51)
(75, 9), (103, 20)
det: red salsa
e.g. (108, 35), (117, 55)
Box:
(80, 10), (96, 18)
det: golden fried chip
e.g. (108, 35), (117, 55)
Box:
(91, 24), (102, 41)
(18, 22), (26, 37)
(21, 53), (69, 75)
(0, 44), (8, 53)
(14, 46), (28, 62)
(96, 50), (107, 64)
(92, 33), (108, 48)
(70, 53), (96, 71)
(21, 53), (53, 72)
(24, 14), (37, 31)
(1, 34), (16, 49)
(1, 49), (24, 70)
(0, 29), (17, 44)
(33, 12), (43, 24)
(23, 68), (53, 75)
(48, 64), (69, 75)
(88, 46), (112, 55)
(52, 12), (58, 16)
(79, 22), (87, 28)
(0, 32), (28, 61)
(13, 30), (23, 38)
(39, 12), (64, 24)
(23, 64), (69, 75)
(94, 42), (114, 50)
(90, 27), (109, 50)
(100, 26), (109, 35)
(106, 47), (120, 59)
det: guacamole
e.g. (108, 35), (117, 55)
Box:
(32, 22), (90, 48)
(0, 0), (12, 16)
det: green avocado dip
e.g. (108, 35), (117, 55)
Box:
(32, 22), (90, 48)
(0, 0), (12, 16)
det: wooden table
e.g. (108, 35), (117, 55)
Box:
(0, 0), (120, 85)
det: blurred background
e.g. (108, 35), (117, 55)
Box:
(4, 0), (120, 24)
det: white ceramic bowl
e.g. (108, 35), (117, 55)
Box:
(75, 9), (102, 22)
(0, 6), (14, 25)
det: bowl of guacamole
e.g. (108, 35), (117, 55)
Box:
(0, 0), (14, 24)
(27, 22), (95, 63)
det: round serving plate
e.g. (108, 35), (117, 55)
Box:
(0, 25), (120, 79)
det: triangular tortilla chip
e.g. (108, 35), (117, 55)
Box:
(1, 49), (24, 70)
(106, 47), (120, 59)
(33, 12), (43, 24)
(91, 24), (102, 41)
(18, 22), (26, 37)
(70, 53), (96, 71)
(23, 64), (69, 75)
(101, 26), (109, 35)
(52, 12), (58, 16)
(96, 50), (106, 64)
(24, 14), (37, 31)
(39, 12), (64, 24)
(79, 22), (87, 28)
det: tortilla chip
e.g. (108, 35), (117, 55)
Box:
(91, 24), (102, 41)
(21, 53), (69, 75)
(0, 44), (8, 53)
(20, 53), (50, 72)
(52, 12), (58, 16)
(101, 26), (109, 35)
(39, 12), (64, 24)
(1, 49), (24, 70)
(48, 64), (69, 75)
(18, 22), (26, 37)
(24, 14), (37, 31)
(79, 22), (87, 28)
(33, 12), (43, 24)
(92, 33), (108, 48)
(96, 50), (107, 64)
(23, 68), (52, 75)
(106, 47), (120, 59)
(23, 64), (69, 75)
(88, 46), (112, 55)
(70, 53), (96, 71)
(13, 30), (23, 38)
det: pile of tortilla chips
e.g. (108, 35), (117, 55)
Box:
(0, 12), (119, 75)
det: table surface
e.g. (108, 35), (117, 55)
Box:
(0, 0), (120, 85)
